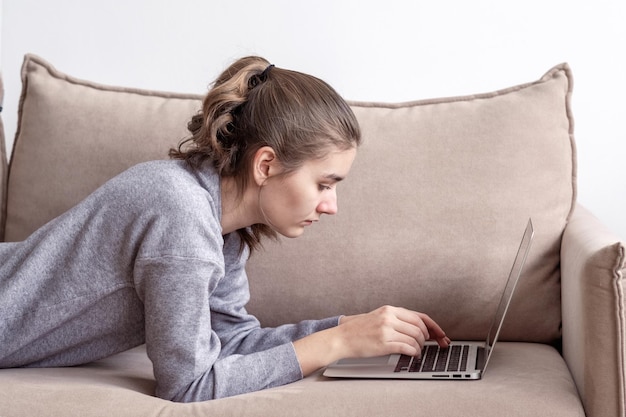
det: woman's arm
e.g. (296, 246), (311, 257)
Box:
(135, 238), (449, 400)
(135, 255), (312, 402)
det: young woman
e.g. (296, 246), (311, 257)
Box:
(0, 56), (449, 402)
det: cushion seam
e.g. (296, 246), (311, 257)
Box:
(613, 243), (626, 417)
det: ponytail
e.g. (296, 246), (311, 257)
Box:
(170, 56), (270, 174)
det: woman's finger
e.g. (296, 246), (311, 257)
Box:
(392, 318), (427, 348)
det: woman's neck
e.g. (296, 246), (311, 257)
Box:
(219, 177), (262, 235)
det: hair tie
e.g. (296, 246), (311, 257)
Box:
(248, 64), (275, 89)
(260, 64), (275, 80)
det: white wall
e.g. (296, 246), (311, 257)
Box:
(2, 0), (625, 239)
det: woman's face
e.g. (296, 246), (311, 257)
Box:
(259, 147), (357, 238)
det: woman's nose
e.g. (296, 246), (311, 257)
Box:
(317, 190), (338, 215)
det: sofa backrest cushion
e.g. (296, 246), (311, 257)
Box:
(5, 55), (202, 242)
(247, 64), (575, 343)
(5, 55), (575, 343)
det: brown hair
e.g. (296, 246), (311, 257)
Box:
(170, 56), (361, 251)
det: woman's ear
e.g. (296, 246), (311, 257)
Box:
(252, 146), (280, 186)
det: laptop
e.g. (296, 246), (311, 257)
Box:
(323, 218), (534, 380)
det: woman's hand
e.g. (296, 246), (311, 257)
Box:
(293, 305), (449, 376)
(337, 306), (450, 358)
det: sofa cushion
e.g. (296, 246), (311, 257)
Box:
(4, 54), (203, 241)
(247, 64), (575, 343)
(6, 55), (575, 343)
(0, 343), (584, 417)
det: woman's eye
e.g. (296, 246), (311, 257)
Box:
(318, 184), (332, 191)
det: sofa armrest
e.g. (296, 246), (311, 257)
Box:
(0, 73), (8, 242)
(561, 204), (626, 417)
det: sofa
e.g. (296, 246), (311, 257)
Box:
(0, 54), (624, 417)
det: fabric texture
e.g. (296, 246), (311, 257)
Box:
(561, 205), (626, 417)
(0, 159), (339, 401)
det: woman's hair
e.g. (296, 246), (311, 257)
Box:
(170, 56), (361, 251)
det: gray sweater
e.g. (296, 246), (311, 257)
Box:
(0, 160), (339, 402)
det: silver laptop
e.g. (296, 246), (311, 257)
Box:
(323, 218), (534, 380)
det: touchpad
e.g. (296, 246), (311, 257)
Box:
(337, 356), (390, 365)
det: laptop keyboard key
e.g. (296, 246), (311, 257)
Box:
(394, 354), (412, 372)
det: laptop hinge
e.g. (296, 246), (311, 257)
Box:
(476, 346), (487, 370)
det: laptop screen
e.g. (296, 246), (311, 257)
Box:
(482, 219), (534, 371)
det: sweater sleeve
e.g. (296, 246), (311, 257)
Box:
(134, 255), (338, 402)
(210, 234), (340, 357)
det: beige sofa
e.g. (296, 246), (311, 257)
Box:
(0, 54), (624, 417)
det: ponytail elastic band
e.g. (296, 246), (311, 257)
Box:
(260, 64), (275, 79)
(249, 64), (275, 89)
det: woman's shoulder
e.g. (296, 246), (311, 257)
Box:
(112, 161), (225, 255)
(116, 160), (218, 194)
(98, 160), (220, 215)
(124, 160), (195, 181)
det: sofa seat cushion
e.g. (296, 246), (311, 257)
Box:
(0, 343), (584, 417)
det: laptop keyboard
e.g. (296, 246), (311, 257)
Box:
(394, 344), (470, 373)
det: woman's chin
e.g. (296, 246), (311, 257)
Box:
(277, 226), (306, 239)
